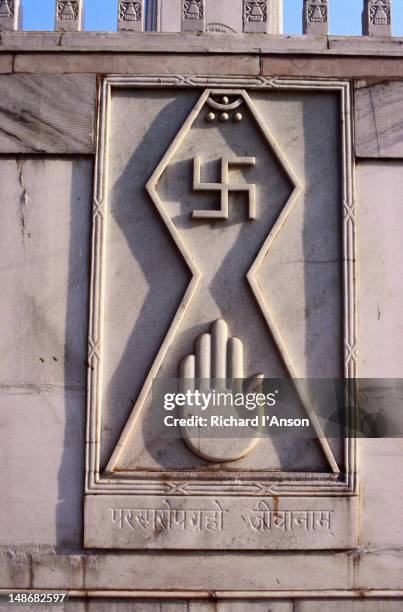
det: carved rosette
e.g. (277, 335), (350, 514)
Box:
(55, 0), (83, 31)
(182, 0), (205, 31)
(303, 0), (328, 35)
(0, 0), (20, 30)
(243, 0), (269, 33)
(363, 0), (392, 36)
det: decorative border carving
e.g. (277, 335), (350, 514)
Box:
(85, 76), (356, 497)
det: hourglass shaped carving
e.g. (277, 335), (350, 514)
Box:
(106, 89), (339, 475)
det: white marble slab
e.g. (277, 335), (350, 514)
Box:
(357, 162), (403, 376)
(0, 75), (96, 153)
(85, 495), (358, 550)
(0, 158), (92, 547)
(355, 81), (403, 158)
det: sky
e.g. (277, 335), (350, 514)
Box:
(22, 0), (403, 36)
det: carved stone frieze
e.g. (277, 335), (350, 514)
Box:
(84, 76), (357, 550)
(118, 0), (144, 30)
(363, 0), (392, 36)
(0, 0), (20, 30)
(303, 0), (328, 35)
(243, 0), (269, 33)
(0, 0), (13, 17)
(57, 0), (78, 20)
(55, 0), (83, 31)
(182, 0), (205, 31)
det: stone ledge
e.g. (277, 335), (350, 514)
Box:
(13, 53), (260, 76)
(8, 53), (403, 79)
(1, 548), (402, 591)
(1, 33), (403, 57)
(1, 548), (403, 591)
(261, 56), (403, 79)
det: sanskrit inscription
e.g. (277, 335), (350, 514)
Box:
(245, 500), (334, 536)
(110, 500), (226, 533)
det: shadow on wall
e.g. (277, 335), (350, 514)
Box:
(302, 91), (344, 469)
(56, 157), (92, 548)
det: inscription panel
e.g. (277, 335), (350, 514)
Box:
(85, 495), (358, 549)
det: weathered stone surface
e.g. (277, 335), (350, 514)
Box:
(360, 440), (403, 549)
(0, 390), (85, 547)
(262, 56), (403, 78)
(354, 162), (403, 589)
(356, 162), (403, 377)
(84, 603), (214, 612)
(8, 548), (403, 591)
(71, 553), (350, 590)
(218, 604), (292, 612)
(0, 75), (96, 153)
(356, 550), (403, 590)
(13, 53), (260, 76)
(355, 81), (403, 158)
(0, 552), (31, 588)
(62, 603), (292, 612)
(32, 553), (84, 590)
(295, 601), (403, 611)
(0, 158), (92, 547)
(83, 603), (292, 611)
(5, 32), (403, 57)
(0, 53), (12, 72)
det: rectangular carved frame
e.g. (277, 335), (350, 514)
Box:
(86, 76), (357, 499)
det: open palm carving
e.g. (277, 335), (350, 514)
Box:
(179, 319), (264, 462)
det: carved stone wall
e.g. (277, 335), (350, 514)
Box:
(147, 0), (283, 34)
(0, 33), (402, 610)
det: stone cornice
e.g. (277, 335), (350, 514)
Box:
(1, 32), (403, 57)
